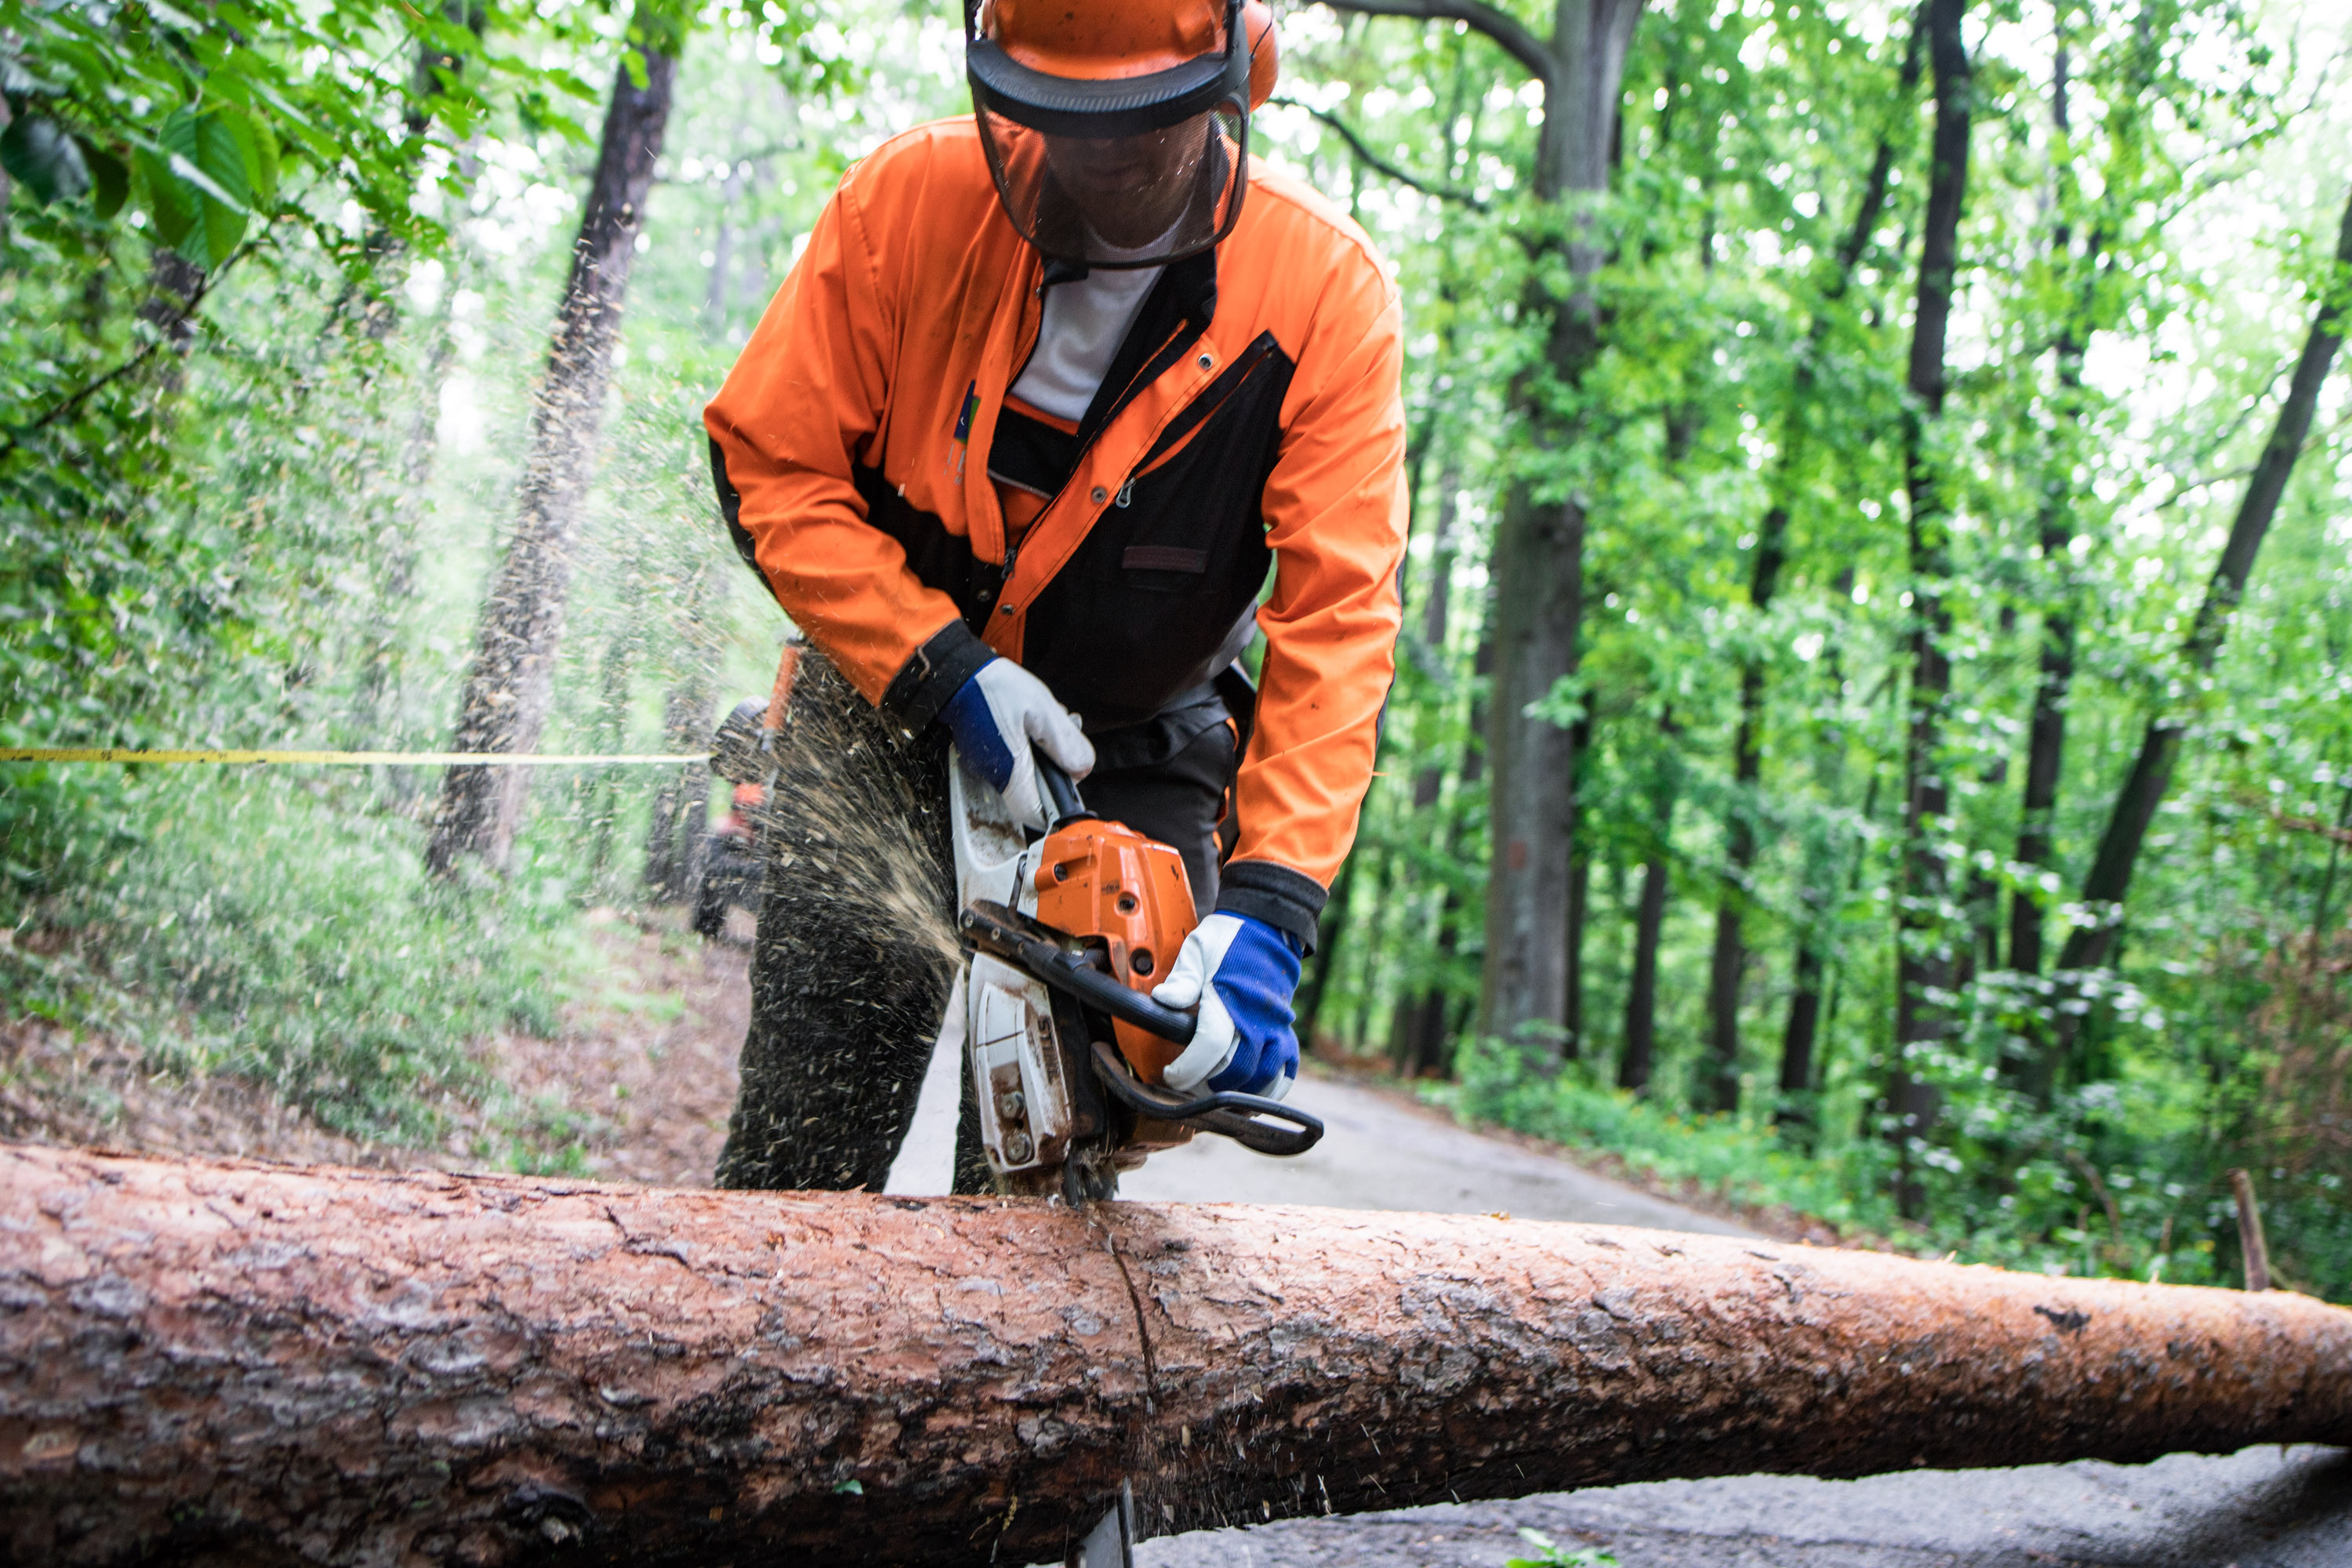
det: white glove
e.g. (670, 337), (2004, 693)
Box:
(938, 657), (1093, 829)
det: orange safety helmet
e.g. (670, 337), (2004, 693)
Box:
(966, 0), (1279, 268)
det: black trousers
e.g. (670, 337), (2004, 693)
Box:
(713, 652), (1235, 1194)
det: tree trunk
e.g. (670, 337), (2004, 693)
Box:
(1708, 18), (1924, 1116)
(1619, 852), (1669, 1093)
(1389, 466), (1461, 1074)
(1776, 572), (1864, 1119)
(2042, 184), (2352, 1073)
(643, 689), (714, 903)
(1704, 677), (1757, 1112)
(426, 15), (681, 877)
(643, 561), (724, 903)
(1392, 624), (1491, 1078)
(583, 632), (636, 880)
(1621, 713), (1677, 1095)
(1778, 942), (1824, 1098)
(1475, 0), (1644, 1049)
(1294, 851), (1357, 1046)
(1565, 827), (1590, 1058)
(1889, 0), (1973, 1218)
(2005, 7), (2125, 1094)
(9, 1143), (2352, 1567)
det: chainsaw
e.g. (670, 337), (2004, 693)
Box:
(949, 745), (1323, 1203)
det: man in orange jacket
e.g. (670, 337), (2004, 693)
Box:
(703, 0), (1405, 1192)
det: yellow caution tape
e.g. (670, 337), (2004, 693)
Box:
(0, 748), (705, 767)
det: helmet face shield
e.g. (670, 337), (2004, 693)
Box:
(972, 103), (1244, 267)
(967, 0), (1250, 268)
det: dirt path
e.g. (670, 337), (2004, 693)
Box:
(485, 912), (746, 1185)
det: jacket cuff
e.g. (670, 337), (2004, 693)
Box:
(878, 619), (994, 737)
(1217, 861), (1328, 956)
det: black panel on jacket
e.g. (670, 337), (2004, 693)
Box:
(710, 437), (763, 577)
(1021, 332), (1295, 731)
(987, 408), (1083, 498)
(851, 463), (993, 635)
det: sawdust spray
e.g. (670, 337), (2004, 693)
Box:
(709, 649), (976, 1192)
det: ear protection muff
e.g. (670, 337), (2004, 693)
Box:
(1244, 0), (1279, 111)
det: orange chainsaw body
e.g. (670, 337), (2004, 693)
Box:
(1033, 817), (1198, 1084)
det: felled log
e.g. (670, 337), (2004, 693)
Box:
(3, 1143), (2349, 1566)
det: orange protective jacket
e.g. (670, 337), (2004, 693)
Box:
(704, 118), (1404, 949)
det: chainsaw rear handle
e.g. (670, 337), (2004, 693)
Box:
(1034, 750), (1091, 826)
(1087, 1039), (1323, 1158)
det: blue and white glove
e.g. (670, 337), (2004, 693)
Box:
(1152, 912), (1302, 1100)
(939, 657), (1094, 828)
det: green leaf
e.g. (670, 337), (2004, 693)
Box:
(2, 114), (92, 205)
(830, 1479), (862, 1495)
(133, 145), (198, 249)
(76, 138), (129, 218)
(154, 107), (256, 269)
(1507, 1529), (1618, 1567)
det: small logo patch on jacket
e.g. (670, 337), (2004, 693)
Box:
(1123, 545), (1207, 573)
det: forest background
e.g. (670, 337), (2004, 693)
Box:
(3, 0), (2350, 1296)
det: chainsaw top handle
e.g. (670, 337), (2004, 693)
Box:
(1035, 750), (1091, 826)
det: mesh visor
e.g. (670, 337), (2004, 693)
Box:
(972, 102), (1244, 269)
(966, 0), (1251, 268)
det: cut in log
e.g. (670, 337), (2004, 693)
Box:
(2, 1144), (2349, 1566)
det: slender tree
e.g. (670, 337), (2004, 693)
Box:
(1887, 0), (1973, 1215)
(1700, 15), (1926, 1112)
(2005, 0), (2161, 1058)
(427, 7), (683, 875)
(2035, 185), (2352, 1091)
(1616, 707), (1679, 1092)
(1320, 0), (1646, 1051)
(1389, 461), (1465, 1074)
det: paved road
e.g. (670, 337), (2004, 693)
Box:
(892, 1058), (1752, 1236)
(1138, 1446), (2352, 1566)
(883, 1056), (2349, 1566)
(1116, 1073), (1754, 1234)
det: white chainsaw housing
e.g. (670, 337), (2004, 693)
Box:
(949, 750), (1074, 1181)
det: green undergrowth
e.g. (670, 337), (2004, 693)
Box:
(1432, 1037), (1909, 1239)
(2, 762), (607, 1149)
(1433, 1036), (2287, 1297)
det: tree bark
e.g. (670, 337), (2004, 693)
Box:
(1708, 17), (1925, 1116)
(1889, 0), (1973, 1218)
(1704, 670), (1756, 1112)
(2042, 184), (2352, 1071)
(1620, 712), (1677, 1094)
(9, 1143), (2352, 1567)
(426, 15), (681, 877)
(1619, 851), (1669, 1093)
(1565, 822), (1590, 1058)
